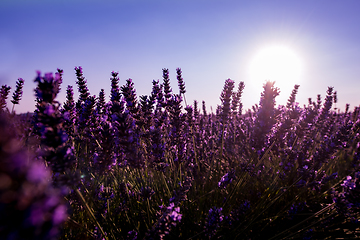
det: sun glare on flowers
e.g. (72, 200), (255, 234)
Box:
(248, 45), (303, 92)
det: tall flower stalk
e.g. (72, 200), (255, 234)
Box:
(252, 81), (280, 150)
(176, 68), (186, 106)
(11, 78), (25, 113)
(33, 71), (77, 188)
(0, 85), (11, 112)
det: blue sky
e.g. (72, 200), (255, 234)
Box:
(1, 0), (360, 113)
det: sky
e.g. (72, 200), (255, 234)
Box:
(1, 0), (360, 114)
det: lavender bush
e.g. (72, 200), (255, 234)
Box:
(0, 111), (67, 239)
(1, 66), (360, 239)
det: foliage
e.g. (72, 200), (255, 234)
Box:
(1, 67), (360, 239)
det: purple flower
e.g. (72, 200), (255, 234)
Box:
(204, 207), (224, 238)
(220, 78), (235, 122)
(286, 84), (300, 109)
(0, 85), (11, 111)
(333, 172), (360, 220)
(146, 201), (182, 239)
(218, 170), (236, 189)
(11, 78), (25, 107)
(74, 66), (90, 103)
(162, 68), (173, 104)
(341, 176), (356, 190)
(0, 115), (67, 240)
(169, 205), (182, 222)
(127, 230), (138, 240)
(252, 81), (280, 150)
(27, 161), (51, 182)
(34, 71), (62, 103)
(121, 78), (138, 116)
(33, 71), (77, 188)
(176, 68), (186, 95)
(231, 81), (245, 115)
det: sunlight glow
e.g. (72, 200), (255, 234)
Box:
(249, 45), (303, 91)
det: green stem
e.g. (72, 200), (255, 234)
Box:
(75, 189), (108, 240)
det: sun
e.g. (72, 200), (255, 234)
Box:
(248, 45), (303, 92)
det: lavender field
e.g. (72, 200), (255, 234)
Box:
(1, 67), (360, 239)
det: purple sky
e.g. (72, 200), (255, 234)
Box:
(1, 0), (360, 113)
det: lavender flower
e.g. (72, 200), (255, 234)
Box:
(252, 81), (280, 150)
(55, 68), (63, 94)
(93, 118), (116, 173)
(149, 116), (167, 170)
(34, 71), (77, 188)
(202, 100), (207, 116)
(218, 170), (236, 189)
(286, 84), (300, 109)
(204, 207), (224, 238)
(220, 78), (235, 122)
(139, 95), (154, 125)
(110, 71), (121, 102)
(332, 173), (360, 221)
(63, 85), (75, 114)
(162, 68), (172, 104)
(169, 176), (192, 205)
(146, 202), (182, 239)
(11, 78), (25, 106)
(62, 85), (76, 141)
(0, 115), (67, 240)
(77, 95), (96, 135)
(127, 230), (138, 240)
(74, 66), (90, 107)
(121, 78), (139, 116)
(317, 87), (333, 125)
(176, 68), (186, 95)
(151, 79), (164, 112)
(0, 85), (11, 112)
(110, 71), (123, 115)
(97, 88), (106, 115)
(316, 94), (322, 110)
(231, 81), (245, 115)
(333, 90), (338, 111)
